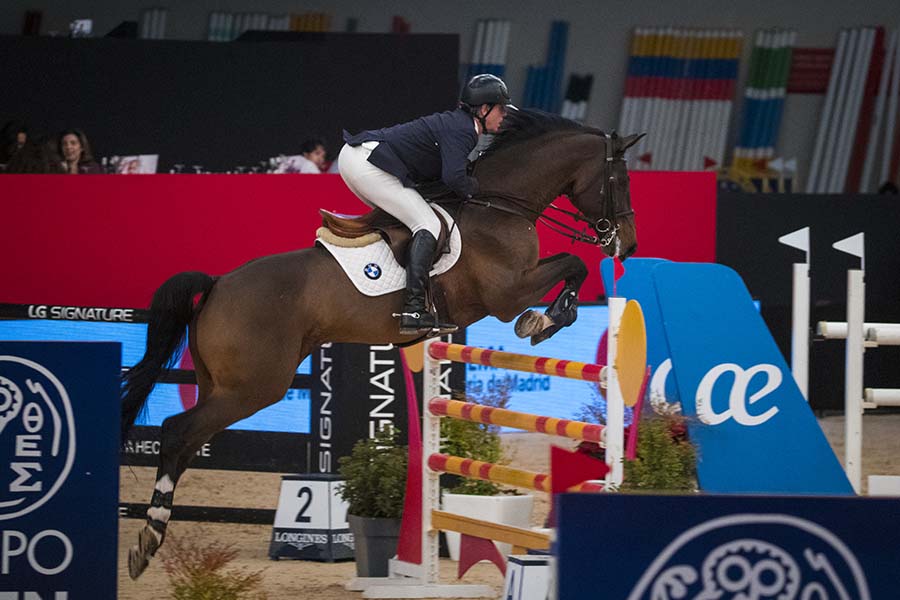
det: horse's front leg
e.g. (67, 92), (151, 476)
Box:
(494, 253), (588, 344)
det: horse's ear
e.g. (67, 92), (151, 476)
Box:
(620, 133), (646, 152)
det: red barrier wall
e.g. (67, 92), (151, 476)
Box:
(2, 172), (715, 308)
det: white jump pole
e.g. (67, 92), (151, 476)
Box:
(778, 226), (810, 400)
(867, 326), (900, 345)
(833, 232), (865, 493)
(606, 297), (626, 488)
(420, 337), (442, 586)
(865, 388), (900, 407)
(816, 322), (900, 344)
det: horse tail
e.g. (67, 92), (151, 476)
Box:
(121, 271), (216, 440)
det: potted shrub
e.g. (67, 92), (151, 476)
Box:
(440, 382), (534, 560)
(622, 415), (697, 492)
(576, 386), (697, 491)
(337, 427), (408, 577)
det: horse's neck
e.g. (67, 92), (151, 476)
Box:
(477, 133), (593, 211)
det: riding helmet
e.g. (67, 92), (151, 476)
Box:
(460, 74), (517, 109)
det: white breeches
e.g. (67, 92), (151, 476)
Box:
(338, 142), (441, 238)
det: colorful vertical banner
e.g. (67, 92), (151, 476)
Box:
(619, 28), (743, 171)
(733, 29), (796, 173)
(522, 21), (569, 113)
(466, 19), (511, 80)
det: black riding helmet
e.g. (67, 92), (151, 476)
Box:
(460, 74), (517, 134)
(460, 74), (516, 108)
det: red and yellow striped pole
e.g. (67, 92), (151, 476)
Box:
(428, 342), (605, 382)
(428, 453), (603, 493)
(429, 398), (606, 444)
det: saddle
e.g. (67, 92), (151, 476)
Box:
(318, 205), (452, 268)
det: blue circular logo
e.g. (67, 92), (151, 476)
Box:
(0, 357), (76, 521)
(364, 263), (382, 280)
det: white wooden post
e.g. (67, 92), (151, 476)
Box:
(778, 226), (810, 400)
(606, 297), (626, 488)
(833, 232), (865, 494)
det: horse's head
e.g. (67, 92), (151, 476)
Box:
(473, 110), (643, 259)
(571, 131), (643, 260)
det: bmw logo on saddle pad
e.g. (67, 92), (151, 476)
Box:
(364, 263), (382, 280)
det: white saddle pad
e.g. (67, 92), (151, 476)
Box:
(316, 204), (462, 297)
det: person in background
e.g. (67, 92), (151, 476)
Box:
(296, 137), (327, 173)
(3, 135), (65, 174)
(0, 120), (28, 167)
(59, 128), (101, 174)
(339, 74), (515, 335)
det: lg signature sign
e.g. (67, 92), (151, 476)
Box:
(652, 360), (783, 427)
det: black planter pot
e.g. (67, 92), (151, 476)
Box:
(347, 514), (402, 577)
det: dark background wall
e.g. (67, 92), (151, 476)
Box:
(4, 0), (900, 176)
(717, 193), (900, 410)
(0, 33), (459, 172)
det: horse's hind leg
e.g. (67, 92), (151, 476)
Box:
(128, 381), (286, 579)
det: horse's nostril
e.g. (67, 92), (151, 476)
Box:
(621, 243), (637, 261)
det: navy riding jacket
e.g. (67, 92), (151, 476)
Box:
(343, 108), (479, 199)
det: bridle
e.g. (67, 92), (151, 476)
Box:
(469, 131), (633, 248)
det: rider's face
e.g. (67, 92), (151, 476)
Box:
(480, 104), (508, 134)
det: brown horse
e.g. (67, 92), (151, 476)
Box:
(123, 109), (641, 579)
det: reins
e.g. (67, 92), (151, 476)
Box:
(466, 193), (604, 245)
(464, 130), (633, 248)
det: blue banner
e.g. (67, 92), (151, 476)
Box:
(653, 263), (852, 494)
(557, 493), (900, 600)
(0, 342), (120, 598)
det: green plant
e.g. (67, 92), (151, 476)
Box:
(621, 416), (697, 492)
(442, 381), (516, 495)
(337, 426), (408, 518)
(160, 533), (266, 600)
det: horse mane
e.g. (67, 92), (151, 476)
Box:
(480, 109), (603, 160)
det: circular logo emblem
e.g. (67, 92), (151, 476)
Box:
(0, 356), (76, 521)
(364, 263), (382, 280)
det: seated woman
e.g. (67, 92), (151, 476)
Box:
(59, 128), (102, 174)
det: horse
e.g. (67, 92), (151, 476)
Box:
(123, 109), (642, 579)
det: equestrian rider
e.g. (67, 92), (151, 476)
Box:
(339, 74), (516, 335)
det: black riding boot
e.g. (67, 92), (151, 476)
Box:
(398, 230), (458, 335)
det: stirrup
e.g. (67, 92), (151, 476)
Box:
(393, 311), (458, 335)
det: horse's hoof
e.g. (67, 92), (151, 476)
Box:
(531, 323), (563, 346)
(515, 310), (553, 338)
(128, 545), (150, 580)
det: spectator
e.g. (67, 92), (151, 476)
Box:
(878, 181), (898, 195)
(3, 135), (65, 174)
(296, 137), (327, 173)
(0, 120), (28, 166)
(59, 128), (102, 174)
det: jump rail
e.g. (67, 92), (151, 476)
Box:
(427, 341), (607, 384)
(428, 452), (604, 493)
(816, 321), (900, 346)
(428, 398), (606, 444)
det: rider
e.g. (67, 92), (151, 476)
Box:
(339, 74), (516, 335)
